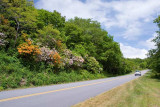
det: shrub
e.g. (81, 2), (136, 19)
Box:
(17, 39), (41, 56)
(38, 46), (56, 62)
(37, 47), (62, 69)
(0, 86), (4, 91)
(84, 56), (102, 73)
(50, 52), (61, 65)
(0, 52), (29, 89)
(63, 49), (84, 68)
(0, 32), (8, 46)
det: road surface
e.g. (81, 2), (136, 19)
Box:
(0, 70), (148, 107)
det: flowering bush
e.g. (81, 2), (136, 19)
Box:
(63, 49), (72, 58)
(38, 47), (55, 62)
(50, 52), (61, 65)
(17, 39), (41, 56)
(38, 46), (61, 66)
(72, 56), (84, 67)
(0, 33), (8, 46)
(63, 49), (84, 68)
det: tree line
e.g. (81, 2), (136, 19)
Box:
(0, 0), (147, 90)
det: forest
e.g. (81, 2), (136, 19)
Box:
(0, 0), (147, 90)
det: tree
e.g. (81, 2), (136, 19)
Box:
(65, 17), (128, 74)
(0, 14), (16, 50)
(37, 24), (62, 50)
(148, 15), (160, 76)
(1, 0), (38, 47)
(37, 9), (65, 31)
(65, 22), (83, 49)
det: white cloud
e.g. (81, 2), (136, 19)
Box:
(122, 24), (142, 40)
(104, 0), (160, 40)
(35, 0), (160, 41)
(139, 33), (157, 49)
(120, 43), (148, 59)
(35, 0), (105, 20)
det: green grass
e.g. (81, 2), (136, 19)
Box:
(0, 69), (107, 91)
(74, 72), (160, 107)
(117, 72), (160, 107)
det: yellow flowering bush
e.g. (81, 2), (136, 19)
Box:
(50, 52), (61, 65)
(17, 39), (41, 56)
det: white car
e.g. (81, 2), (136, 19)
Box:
(135, 70), (141, 76)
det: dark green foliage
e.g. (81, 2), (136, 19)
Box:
(0, 51), (29, 89)
(83, 56), (102, 73)
(37, 9), (65, 31)
(125, 58), (148, 70)
(37, 24), (61, 49)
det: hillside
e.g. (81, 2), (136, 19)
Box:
(0, 0), (147, 91)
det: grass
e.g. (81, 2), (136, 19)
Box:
(0, 69), (107, 91)
(73, 72), (160, 107)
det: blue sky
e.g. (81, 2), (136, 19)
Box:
(34, 0), (160, 59)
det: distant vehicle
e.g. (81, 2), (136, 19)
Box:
(135, 70), (141, 76)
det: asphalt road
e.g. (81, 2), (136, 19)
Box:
(0, 70), (148, 107)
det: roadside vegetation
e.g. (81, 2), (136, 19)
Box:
(148, 15), (160, 79)
(0, 0), (147, 91)
(74, 72), (160, 107)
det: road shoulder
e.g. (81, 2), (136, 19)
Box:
(73, 72), (160, 107)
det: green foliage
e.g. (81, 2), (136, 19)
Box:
(0, 51), (29, 89)
(0, 86), (4, 91)
(65, 22), (83, 49)
(139, 62), (147, 69)
(37, 9), (65, 31)
(84, 56), (102, 73)
(65, 17), (129, 74)
(125, 58), (147, 70)
(0, 0), (38, 47)
(148, 15), (160, 77)
(37, 24), (61, 49)
(0, 15), (16, 49)
(72, 44), (88, 56)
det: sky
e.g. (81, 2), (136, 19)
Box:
(34, 0), (160, 59)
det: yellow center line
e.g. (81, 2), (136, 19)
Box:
(0, 76), (129, 102)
